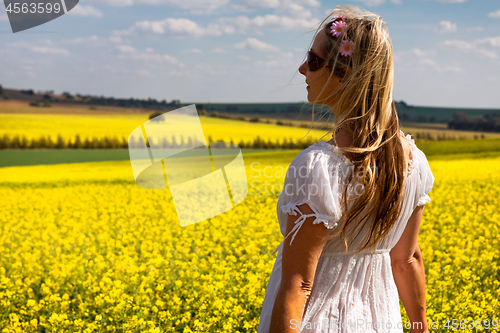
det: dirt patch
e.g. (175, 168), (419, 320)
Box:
(0, 100), (153, 115)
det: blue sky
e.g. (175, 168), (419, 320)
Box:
(0, 0), (499, 108)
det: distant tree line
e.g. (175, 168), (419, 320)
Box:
(398, 113), (437, 123)
(448, 112), (500, 132)
(0, 131), (487, 150)
(0, 84), (183, 111)
(0, 134), (128, 149)
(201, 103), (301, 115)
(51, 93), (182, 110)
(0, 134), (318, 150)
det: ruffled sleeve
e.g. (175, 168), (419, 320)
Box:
(415, 148), (435, 207)
(275, 145), (350, 251)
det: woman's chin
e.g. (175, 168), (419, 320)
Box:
(306, 92), (313, 102)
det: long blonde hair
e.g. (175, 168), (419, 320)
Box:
(306, 5), (407, 252)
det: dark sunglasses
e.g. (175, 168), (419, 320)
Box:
(307, 50), (331, 71)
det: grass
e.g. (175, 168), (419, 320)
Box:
(0, 149), (286, 168)
(2, 135), (500, 168)
(416, 136), (500, 158)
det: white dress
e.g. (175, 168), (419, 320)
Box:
(257, 130), (435, 333)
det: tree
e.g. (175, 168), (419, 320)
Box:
(452, 112), (468, 123)
(448, 112), (469, 130)
(56, 134), (65, 149)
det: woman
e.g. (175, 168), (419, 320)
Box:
(257, 5), (434, 333)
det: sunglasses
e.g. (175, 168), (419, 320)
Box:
(307, 50), (331, 71)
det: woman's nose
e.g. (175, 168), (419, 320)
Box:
(299, 61), (307, 75)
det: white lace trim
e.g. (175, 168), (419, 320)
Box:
(320, 248), (391, 257)
(315, 140), (353, 167)
(400, 130), (416, 177)
(417, 194), (431, 207)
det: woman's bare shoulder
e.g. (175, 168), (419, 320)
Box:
(328, 130), (352, 148)
(399, 132), (413, 168)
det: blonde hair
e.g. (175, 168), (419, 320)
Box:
(305, 5), (407, 252)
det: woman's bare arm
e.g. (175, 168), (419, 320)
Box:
(269, 203), (331, 333)
(390, 205), (429, 333)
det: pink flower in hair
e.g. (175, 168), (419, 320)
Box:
(340, 39), (355, 57)
(330, 21), (346, 37)
(330, 15), (345, 21)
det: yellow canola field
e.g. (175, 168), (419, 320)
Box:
(0, 113), (331, 144)
(0, 152), (499, 332)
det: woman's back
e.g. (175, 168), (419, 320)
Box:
(319, 130), (424, 254)
(258, 131), (435, 332)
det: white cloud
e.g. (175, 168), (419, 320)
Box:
(277, 3), (312, 19)
(59, 35), (123, 47)
(31, 46), (71, 56)
(434, 0), (467, 3)
(68, 35), (100, 44)
(116, 18), (208, 37)
(68, 5), (103, 18)
(252, 51), (300, 69)
(279, 52), (295, 58)
(90, 0), (133, 6)
(210, 48), (226, 53)
(352, 0), (386, 6)
(115, 14), (319, 37)
(115, 45), (184, 66)
(254, 58), (297, 68)
(441, 39), (497, 59)
(109, 36), (123, 44)
(232, 0), (280, 11)
(467, 26), (484, 33)
(116, 45), (137, 53)
(231, 0), (320, 18)
(4, 40), (71, 56)
(399, 48), (437, 58)
(87, 0), (230, 14)
(395, 48), (465, 73)
(488, 10), (500, 18)
(347, 0), (401, 6)
(192, 63), (229, 76)
(253, 60), (283, 68)
(235, 38), (280, 52)
(218, 15), (319, 32)
(476, 36), (500, 47)
(435, 21), (457, 33)
(238, 55), (250, 61)
(416, 58), (464, 73)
